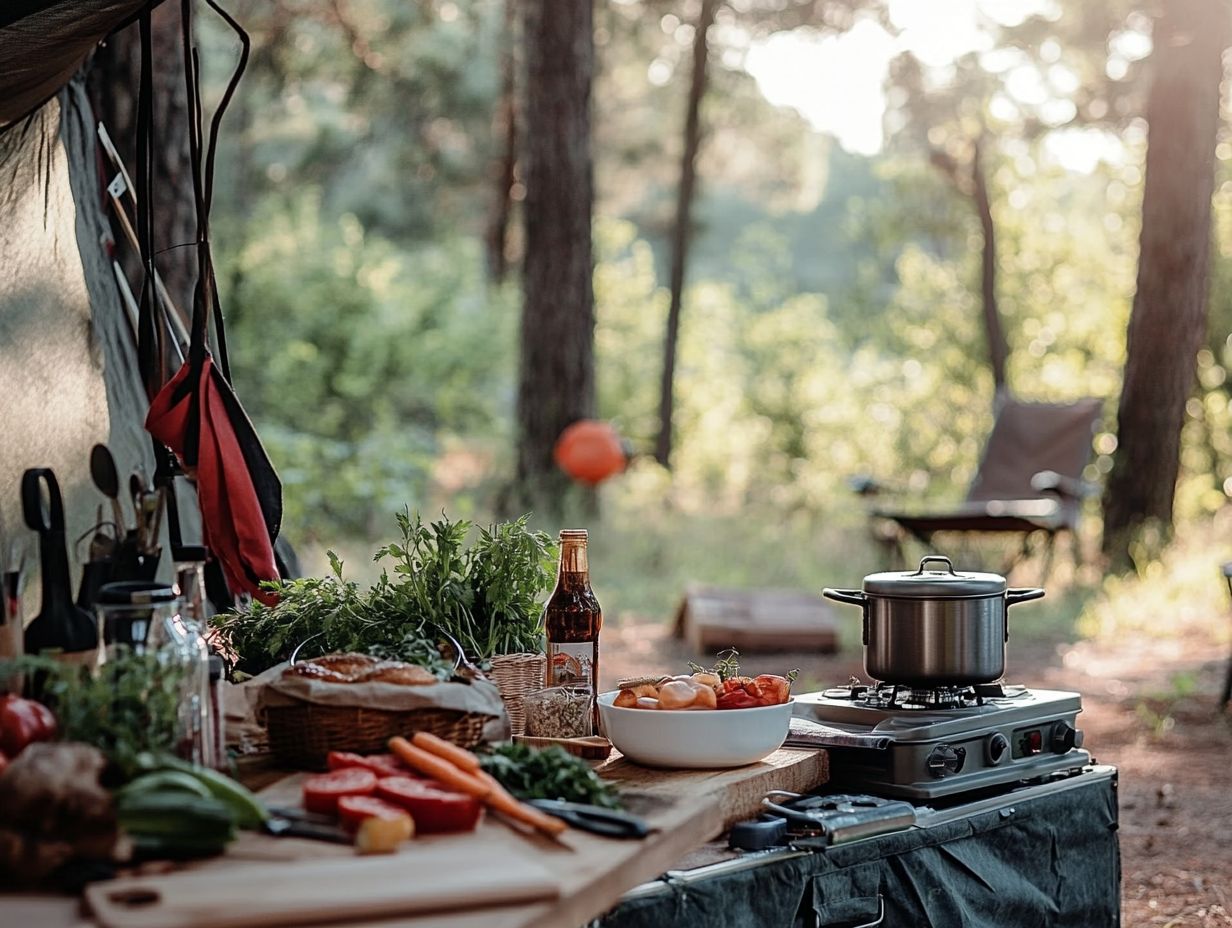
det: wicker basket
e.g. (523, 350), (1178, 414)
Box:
(487, 652), (546, 737)
(265, 703), (489, 770)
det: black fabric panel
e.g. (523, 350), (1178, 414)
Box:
(599, 773), (1120, 928)
(0, 0), (158, 127)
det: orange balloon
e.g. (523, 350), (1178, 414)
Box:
(553, 420), (627, 485)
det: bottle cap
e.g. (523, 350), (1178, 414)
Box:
(559, 529), (588, 540)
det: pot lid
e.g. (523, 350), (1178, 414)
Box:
(863, 555), (1007, 598)
(96, 581), (180, 606)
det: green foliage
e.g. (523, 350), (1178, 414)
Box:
(193, 0), (1232, 604)
(216, 510), (555, 670)
(211, 553), (453, 677)
(2, 652), (185, 776)
(220, 195), (515, 542)
(478, 742), (622, 809)
(375, 510), (557, 659)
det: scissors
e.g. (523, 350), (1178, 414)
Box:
(527, 800), (650, 839)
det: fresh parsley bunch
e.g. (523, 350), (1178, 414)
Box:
(213, 509), (556, 674)
(375, 510), (556, 661)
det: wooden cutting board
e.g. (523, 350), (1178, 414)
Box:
(21, 747), (827, 928)
(86, 845), (560, 928)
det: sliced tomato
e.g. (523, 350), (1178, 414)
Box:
(375, 776), (483, 834)
(302, 768), (377, 815)
(337, 795), (413, 832)
(326, 751), (369, 771)
(325, 751), (411, 778)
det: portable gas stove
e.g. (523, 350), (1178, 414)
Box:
(791, 681), (1089, 800)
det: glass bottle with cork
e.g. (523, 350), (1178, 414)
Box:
(543, 529), (602, 730)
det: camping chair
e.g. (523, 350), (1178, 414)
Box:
(857, 397), (1103, 579)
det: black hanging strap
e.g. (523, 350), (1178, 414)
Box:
(134, 5), (165, 399)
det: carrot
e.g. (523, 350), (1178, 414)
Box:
(388, 737), (491, 800)
(411, 731), (481, 773)
(476, 771), (567, 837)
(388, 736), (566, 838)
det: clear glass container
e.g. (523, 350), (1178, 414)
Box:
(522, 685), (594, 739)
(173, 545), (210, 628)
(96, 581), (213, 766)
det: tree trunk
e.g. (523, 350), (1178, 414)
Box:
(514, 0), (595, 512)
(485, 0), (519, 283)
(654, 0), (720, 469)
(1101, 0), (1229, 568)
(970, 138), (1007, 398)
(88, 3), (196, 320)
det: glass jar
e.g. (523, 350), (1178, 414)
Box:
(522, 685), (594, 739)
(173, 545), (210, 628)
(96, 581), (213, 766)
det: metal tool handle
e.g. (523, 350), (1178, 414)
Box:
(914, 555), (956, 575)
(761, 792), (821, 828)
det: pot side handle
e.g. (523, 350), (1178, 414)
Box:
(822, 588), (869, 645)
(821, 587), (867, 607)
(1005, 587), (1046, 606)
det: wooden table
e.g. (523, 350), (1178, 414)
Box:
(8, 748), (828, 928)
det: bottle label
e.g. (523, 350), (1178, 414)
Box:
(547, 642), (595, 689)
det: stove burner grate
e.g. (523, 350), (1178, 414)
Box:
(821, 679), (1028, 710)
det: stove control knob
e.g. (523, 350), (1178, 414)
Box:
(986, 733), (1010, 765)
(1049, 721), (1077, 754)
(926, 744), (967, 778)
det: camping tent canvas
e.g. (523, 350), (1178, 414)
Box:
(0, 1), (200, 587)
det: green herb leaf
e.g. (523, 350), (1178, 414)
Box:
(478, 743), (621, 809)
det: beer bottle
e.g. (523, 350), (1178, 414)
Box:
(543, 529), (602, 721)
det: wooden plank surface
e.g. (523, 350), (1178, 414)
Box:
(12, 747), (828, 928)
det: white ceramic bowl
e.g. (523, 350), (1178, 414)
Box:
(597, 690), (794, 769)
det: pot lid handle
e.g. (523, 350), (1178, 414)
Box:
(914, 555), (957, 576)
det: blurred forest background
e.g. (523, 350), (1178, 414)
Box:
(105, 0), (1232, 641)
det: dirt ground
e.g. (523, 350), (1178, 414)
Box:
(599, 619), (1232, 928)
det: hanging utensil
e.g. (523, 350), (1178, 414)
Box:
(143, 0), (282, 607)
(142, 487), (164, 553)
(89, 444), (128, 537)
(129, 472), (147, 550)
(21, 469), (100, 664)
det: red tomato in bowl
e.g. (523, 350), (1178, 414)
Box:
(753, 674), (791, 706)
(302, 768), (377, 814)
(376, 776), (482, 834)
(715, 674), (791, 709)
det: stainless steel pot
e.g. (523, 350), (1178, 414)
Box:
(822, 555), (1045, 687)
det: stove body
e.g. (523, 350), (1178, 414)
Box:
(792, 683), (1090, 800)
